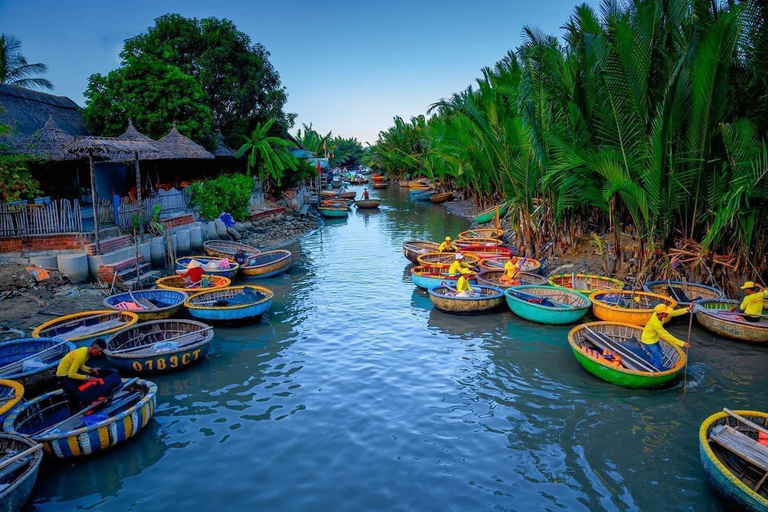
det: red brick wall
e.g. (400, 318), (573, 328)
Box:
(0, 233), (93, 253)
(161, 214), (195, 230)
(84, 234), (132, 256)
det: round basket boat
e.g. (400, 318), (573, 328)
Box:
(695, 299), (768, 343)
(430, 192), (453, 203)
(0, 338), (74, 391)
(477, 269), (547, 289)
(355, 199), (381, 209)
(478, 257), (542, 273)
(474, 204), (508, 224)
(568, 322), (685, 388)
(458, 228), (504, 240)
(643, 280), (723, 306)
(4, 379), (157, 459)
(0, 380), (23, 426)
(186, 286), (274, 324)
(548, 273), (625, 297)
(105, 319), (213, 374)
(203, 240), (259, 259)
(417, 252), (480, 267)
(699, 410), (768, 511)
(319, 206), (348, 218)
(505, 285), (590, 324)
(589, 290), (678, 326)
(240, 250), (292, 278)
(458, 245), (511, 260)
(410, 266), (476, 290)
(338, 191), (356, 200)
(0, 433), (43, 512)
(402, 240), (440, 263)
(32, 311), (138, 347)
(454, 239), (502, 249)
(175, 257), (239, 280)
(103, 289), (188, 321)
(372, 182), (388, 189)
(428, 285), (504, 314)
(156, 274), (231, 293)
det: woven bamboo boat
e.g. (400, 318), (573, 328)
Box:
(321, 199), (351, 209)
(4, 379), (156, 459)
(589, 290), (677, 326)
(0, 381), (23, 427)
(156, 274), (231, 293)
(0, 338), (74, 391)
(699, 409), (768, 511)
(32, 311), (138, 347)
(430, 192), (453, 203)
(103, 289), (188, 321)
(473, 204), (508, 224)
(203, 240), (260, 259)
(548, 273), (625, 297)
(410, 266), (476, 290)
(105, 319), (213, 374)
(417, 252), (480, 267)
(240, 250), (292, 278)
(477, 269), (547, 289)
(402, 240), (440, 263)
(459, 245), (512, 259)
(407, 180), (430, 188)
(458, 228), (504, 240)
(695, 299), (768, 343)
(505, 285), (590, 324)
(412, 191), (435, 201)
(186, 286), (274, 324)
(175, 257), (239, 280)
(354, 199), (381, 209)
(478, 257), (542, 273)
(319, 206), (348, 218)
(372, 182), (388, 189)
(409, 186), (431, 195)
(428, 285), (504, 314)
(643, 280), (723, 306)
(0, 433), (42, 511)
(568, 322), (685, 388)
(338, 191), (356, 199)
(455, 239), (502, 249)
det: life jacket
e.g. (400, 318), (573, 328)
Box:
(585, 348), (622, 367)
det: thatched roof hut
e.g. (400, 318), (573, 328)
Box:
(156, 122), (214, 160)
(212, 129), (238, 159)
(64, 136), (160, 161)
(17, 114), (78, 161)
(117, 119), (154, 143)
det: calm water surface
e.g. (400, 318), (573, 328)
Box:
(33, 186), (767, 511)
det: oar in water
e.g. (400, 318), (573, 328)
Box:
(684, 305), (694, 394)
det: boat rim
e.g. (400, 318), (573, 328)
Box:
(427, 284), (504, 300)
(588, 290), (677, 313)
(505, 285), (591, 311)
(186, 285), (275, 310)
(104, 319), (214, 359)
(103, 289), (189, 313)
(31, 310), (139, 342)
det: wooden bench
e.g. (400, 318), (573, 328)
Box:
(710, 424), (768, 491)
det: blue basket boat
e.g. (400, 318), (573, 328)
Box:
(0, 433), (43, 512)
(413, 191), (435, 201)
(240, 250), (292, 278)
(185, 286), (274, 324)
(643, 280), (723, 306)
(0, 380), (23, 427)
(4, 379), (157, 459)
(175, 257), (240, 280)
(105, 319), (213, 374)
(103, 289), (188, 321)
(0, 338), (74, 391)
(504, 285), (591, 324)
(410, 266), (476, 290)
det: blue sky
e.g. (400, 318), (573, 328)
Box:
(1, 0), (595, 144)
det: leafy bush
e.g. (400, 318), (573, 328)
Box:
(0, 154), (42, 202)
(188, 173), (253, 221)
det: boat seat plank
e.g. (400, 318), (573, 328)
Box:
(710, 425), (768, 472)
(583, 330), (658, 373)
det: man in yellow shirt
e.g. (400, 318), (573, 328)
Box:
(438, 236), (457, 252)
(56, 340), (106, 412)
(447, 253), (472, 276)
(456, 274), (474, 296)
(500, 256), (522, 285)
(640, 304), (693, 369)
(737, 281), (767, 322)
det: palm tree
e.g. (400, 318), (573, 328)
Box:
(236, 118), (298, 185)
(0, 34), (53, 90)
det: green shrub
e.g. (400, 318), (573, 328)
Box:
(189, 173), (253, 221)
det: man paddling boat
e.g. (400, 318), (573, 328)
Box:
(56, 340), (106, 412)
(447, 253), (471, 275)
(456, 274), (474, 297)
(734, 281), (767, 322)
(640, 304), (693, 369)
(500, 256), (522, 285)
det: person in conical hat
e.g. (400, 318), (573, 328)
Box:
(178, 260), (204, 287)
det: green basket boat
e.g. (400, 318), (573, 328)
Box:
(473, 204), (508, 224)
(318, 206), (348, 218)
(505, 285), (591, 324)
(695, 299), (768, 343)
(568, 322), (686, 389)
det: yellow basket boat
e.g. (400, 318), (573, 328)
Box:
(32, 310), (139, 346)
(156, 275), (231, 293)
(589, 290), (677, 326)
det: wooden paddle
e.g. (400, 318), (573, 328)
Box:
(724, 408), (768, 436)
(0, 444), (41, 472)
(684, 306), (693, 393)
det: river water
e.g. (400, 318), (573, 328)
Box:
(33, 186), (767, 511)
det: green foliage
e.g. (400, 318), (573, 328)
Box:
(328, 136), (364, 167)
(236, 118), (297, 184)
(0, 34), (53, 90)
(0, 120), (42, 201)
(295, 123), (331, 154)
(188, 173), (254, 221)
(285, 158), (319, 188)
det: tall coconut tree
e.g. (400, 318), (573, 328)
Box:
(0, 34), (53, 90)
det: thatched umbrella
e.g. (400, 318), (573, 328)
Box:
(117, 119), (155, 144)
(18, 114), (77, 161)
(156, 122), (214, 160)
(212, 128), (238, 159)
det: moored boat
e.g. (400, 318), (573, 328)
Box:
(0, 338), (74, 391)
(407, 180), (430, 188)
(103, 289), (188, 321)
(32, 311), (138, 347)
(186, 286), (274, 324)
(505, 285), (590, 324)
(338, 191), (356, 200)
(473, 204), (508, 224)
(175, 257), (239, 280)
(355, 199), (381, 209)
(4, 378), (157, 459)
(458, 244), (512, 259)
(430, 192), (453, 203)
(479, 257), (542, 273)
(699, 409), (768, 511)
(203, 240), (260, 259)
(589, 290), (677, 326)
(156, 275), (231, 293)
(413, 191), (435, 201)
(0, 433), (43, 511)
(402, 240), (440, 263)
(458, 228), (504, 240)
(372, 182), (388, 189)
(428, 285), (504, 314)
(240, 250), (292, 278)
(568, 321), (685, 388)
(642, 280), (723, 306)
(695, 299), (768, 343)
(548, 273), (625, 297)
(0, 381), (23, 426)
(105, 319), (213, 374)
(417, 252), (480, 267)
(410, 266), (476, 290)
(454, 238), (502, 249)
(319, 206), (348, 218)
(477, 269), (547, 288)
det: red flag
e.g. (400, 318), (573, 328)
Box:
(316, 160), (322, 174)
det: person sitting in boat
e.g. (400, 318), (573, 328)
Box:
(456, 274), (474, 297)
(734, 281), (767, 322)
(234, 249), (248, 266)
(500, 256), (522, 285)
(640, 304), (693, 369)
(56, 339), (106, 412)
(448, 253), (472, 275)
(438, 236), (457, 253)
(178, 260), (204, 288)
